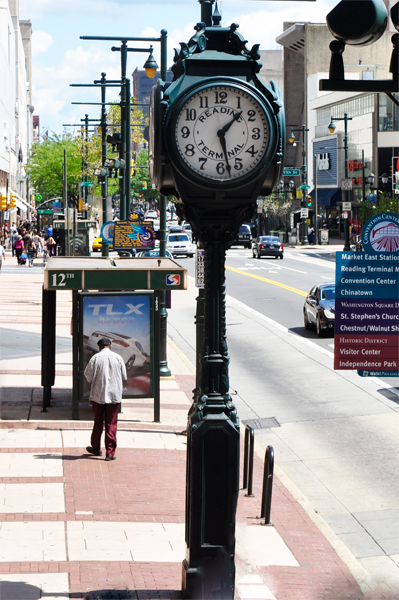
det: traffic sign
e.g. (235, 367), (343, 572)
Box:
(300, 208), (309, 218)
(342, 202), (352, 211)
(341, 179), (352, 191)
(35, 194), (42, 202)
(342, 211), (348, 219)
(283, 168), (300, 176)
(81, 182), (94, 188)
(38, 209), (53, 215)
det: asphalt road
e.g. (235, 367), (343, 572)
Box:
(167, 245), (399, 594)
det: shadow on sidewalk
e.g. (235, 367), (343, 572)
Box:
(75, 590), (182, 600)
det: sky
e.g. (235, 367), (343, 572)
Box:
(19, 0), (338, 136)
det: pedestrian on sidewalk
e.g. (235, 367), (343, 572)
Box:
(26, 239), (36, 267)
(84, 337), (127, 461)
(14, 235), (24, 264)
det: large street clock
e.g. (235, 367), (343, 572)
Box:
(172, 82), (270, 184)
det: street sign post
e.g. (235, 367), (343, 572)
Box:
(342, 202), (352, 211)
(341, 179), (352, 191)
(301, 207), (309, 218)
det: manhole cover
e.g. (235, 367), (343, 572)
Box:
(241, 417), (280, 430)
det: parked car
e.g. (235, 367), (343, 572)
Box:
(136, 249), (173, 259)
(86, 330), (148, 373)
(146, 210), (158, 220)
(92, 237), (113, 252)
(235, 224), (252, 248)
(252, 236), (284, 259)
(166, 233), (195, 258)
(182, 222), (192, 239)
(303, 283), (336, 336)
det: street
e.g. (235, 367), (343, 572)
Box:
(167, 244), (399, 592)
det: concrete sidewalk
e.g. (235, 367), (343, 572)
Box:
(0, 263), (397, 600)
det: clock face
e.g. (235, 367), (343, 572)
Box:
(174, 84), (270, 182)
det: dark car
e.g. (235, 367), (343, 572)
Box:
(136, 249), (173, 259)
(252, 236), (284, 259)
(303, 283), (335, 336)
(235, 224), (252, 248)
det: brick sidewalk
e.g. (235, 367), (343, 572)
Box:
(0, 266), (397, 599)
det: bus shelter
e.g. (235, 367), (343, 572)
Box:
(42, 257), (187, 421)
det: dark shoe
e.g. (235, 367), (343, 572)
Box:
(86, 446), (102, 456)
(105, 454), (116, 461)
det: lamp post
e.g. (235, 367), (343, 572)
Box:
(288, 125), (309, 245)
(79, 31), (171, 377)
(328, 112), (352, 251)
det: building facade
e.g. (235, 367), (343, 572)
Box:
(0, 0), (33, 224)
(276, 2), (397, 236)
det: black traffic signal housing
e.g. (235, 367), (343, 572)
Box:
(106, 132), (121, 152)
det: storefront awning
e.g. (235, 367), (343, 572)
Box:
(309, 188), (341, 207)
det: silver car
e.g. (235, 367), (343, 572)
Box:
(86, 330), (149, 373)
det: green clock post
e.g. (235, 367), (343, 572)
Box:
(150, 4), (285, 598)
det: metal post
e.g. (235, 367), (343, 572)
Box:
(125, 78), (131, 217)
(315, 154), (319, 244)
(120, 42), (127, 221)
(100, 73), (109, 257)
(154, 291), (161, 422)
(243, 425), (254, 497)
(182, 213), (240, 600)
(72, 290), (79, 419)
(260, 445), (274, 525)
(343, 113), (351, 251)
(159, 29), (171, 377)
(301, 125), (309, 245)
(64, 149), (70, 256)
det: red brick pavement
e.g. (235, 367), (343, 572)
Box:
(1, 389), (397, 598)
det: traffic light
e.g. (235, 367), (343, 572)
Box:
(130, 167), (136, 177)
(307, 195), (312, 208)
(106, 132), (121, 152)
(142, 181), (147, 191)
(9, 193), (16, 208)
(78, 198), (83, 211)
(0, 195), (6, 211)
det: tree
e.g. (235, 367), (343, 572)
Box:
(28, 133), (84, 205)
(262, 193), (301, 231)
(359, 192), (399, 225)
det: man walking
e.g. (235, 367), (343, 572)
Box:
(84, 337), (127, 461)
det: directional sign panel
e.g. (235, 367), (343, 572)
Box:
(334, 251), (399, 372)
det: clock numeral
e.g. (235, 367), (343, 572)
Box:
(245, 145), (258, 158)
(185, 108), (197, 121)
(216, 162), (225, 175)
(185, 144), (195, 157)
(198, 157), (207, 171)
(199, 96), (209, 108)
(247, 110), (256, 122)
(252, 128), (261, 140)
(215, 91), (228, 104)
(236, 97), (241, 109)
(181, 126), (190, 139)
(234, 158), (243, 171)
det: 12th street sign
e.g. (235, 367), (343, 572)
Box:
(283, 168), (300, 176)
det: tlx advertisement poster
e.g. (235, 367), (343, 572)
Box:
(80, 292), (153, 399)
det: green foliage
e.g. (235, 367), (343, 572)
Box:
(359, 192), (399, 226)
(130, 150), (159, 201)
(28, 133), (84, 203)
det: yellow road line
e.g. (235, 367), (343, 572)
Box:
(226, 265), (308, 297)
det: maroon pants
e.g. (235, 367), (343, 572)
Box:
(90, 401), (119, 456)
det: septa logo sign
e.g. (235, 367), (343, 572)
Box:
(166, 274), (180, 286)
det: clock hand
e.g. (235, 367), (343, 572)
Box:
(217, 131), (231, 176)
(218, 110), (243, 137)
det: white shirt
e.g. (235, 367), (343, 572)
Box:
(84, 347), (127, 404)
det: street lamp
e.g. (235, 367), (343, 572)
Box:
(288, 125), (309, 245)
(328, 112), (352, 251)
(143, 46), (158, 78)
